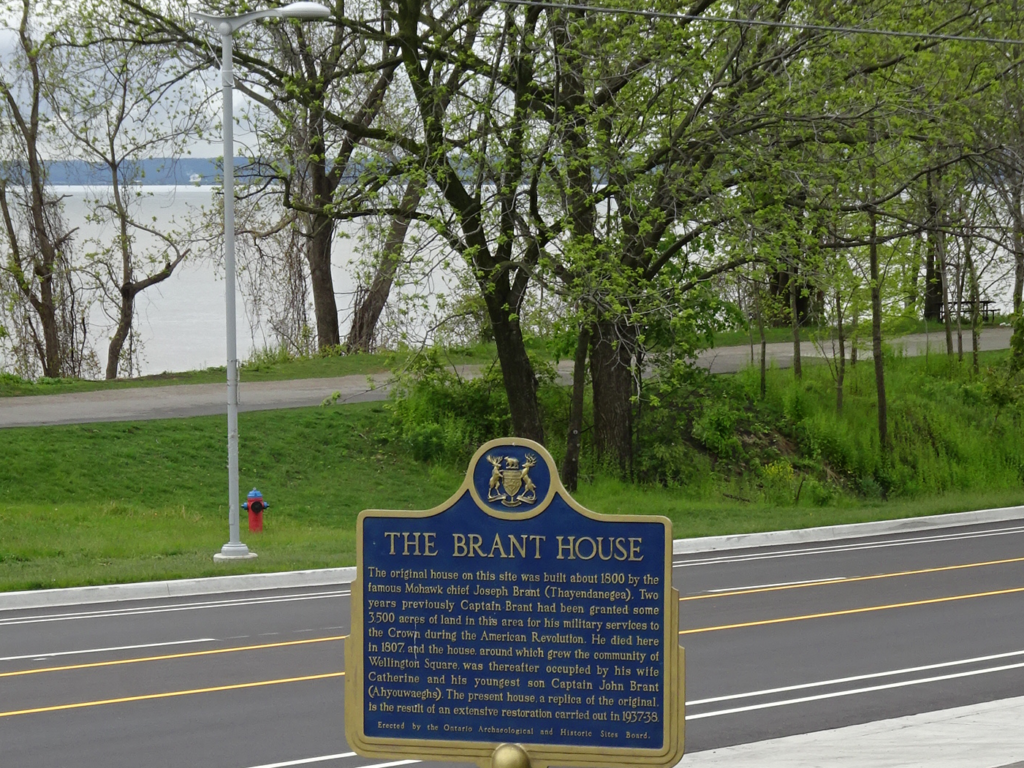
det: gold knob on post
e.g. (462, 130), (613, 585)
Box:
(492, 743), (531, 768)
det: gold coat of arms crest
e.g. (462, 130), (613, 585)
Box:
(486, 452), (538, 507)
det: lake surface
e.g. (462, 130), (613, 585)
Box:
(59, 186), (359, 377)
(20, 186), (1018, 379)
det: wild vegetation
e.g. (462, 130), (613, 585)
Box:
(2, 346), (1021, 589)
(3, 0), (1024, 514)
(389, 346), (1024, 499)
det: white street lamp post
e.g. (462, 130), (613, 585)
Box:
(192, 2), (331, 562)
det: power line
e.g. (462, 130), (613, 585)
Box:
(493, 0), (1024, 47)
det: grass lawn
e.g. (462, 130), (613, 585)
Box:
(2, 400), (1021, 592)
(0, 404), (462, 590)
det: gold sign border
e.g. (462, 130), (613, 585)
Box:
(345, 438), (685, 768)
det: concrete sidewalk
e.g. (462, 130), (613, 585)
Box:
(679, 695), (1024, 767)
(0, 363), (573, 428)
(0, 372), (395, 428)
(695, 327), (1013, 374)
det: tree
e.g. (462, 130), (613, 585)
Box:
(0, 0), (90, 378)
(47, 0), (210, 378)
(119, 0), (1024, 467)
(345, 177), (423, 352)
(122, 0), (406, 352)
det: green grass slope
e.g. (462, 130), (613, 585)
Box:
(1, 349), (1021, 592)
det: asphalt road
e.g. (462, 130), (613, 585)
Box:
(1, 328), (1012, 428)
(2, 518), (1022, 768)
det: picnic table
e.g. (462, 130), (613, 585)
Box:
(939, 299), (997, 323)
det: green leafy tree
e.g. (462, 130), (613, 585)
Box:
(0, 0), (91, 378)
(47, 0), (212, 378)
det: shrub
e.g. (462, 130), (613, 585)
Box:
(243, 344), (294, 371)
(692, 402), (742, 458)
(760, 459), (795, 505)
(803, 478), (837, 507)
(387, 351), (512, 465)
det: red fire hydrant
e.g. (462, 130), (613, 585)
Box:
(246, 488), (268, 532)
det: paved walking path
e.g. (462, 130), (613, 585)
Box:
(0, 328), (1013, 428)
(696, 326), (1013, 374)
(679, 695), (1024, 767)
(0, 372), (396, 428)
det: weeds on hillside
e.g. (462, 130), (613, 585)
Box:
(387, 347), (1024, 507)
(385, 350), (513, 463)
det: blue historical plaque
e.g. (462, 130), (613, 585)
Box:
(346, 439), (685, 768)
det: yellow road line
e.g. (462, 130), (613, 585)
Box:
(0, 635), (348, 679)
(680, 556), (1024, 601)
(0, 671), (346, 719)
(679, 585), (1024, 635)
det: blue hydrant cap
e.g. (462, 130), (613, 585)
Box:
(248, 488), (263, 499)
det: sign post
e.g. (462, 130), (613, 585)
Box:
(346, 438), (685, 768)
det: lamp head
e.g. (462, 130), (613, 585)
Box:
(190, 2), (330, 31)
(276, 2), (331, 19)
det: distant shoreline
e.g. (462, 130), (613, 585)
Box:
(36, 158), (226, 186)
(50, 183), (218, 189)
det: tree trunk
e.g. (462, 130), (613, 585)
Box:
(391, 0), (543, 442)
(1013, 182), (1024, 314)
(0, 154), (66, 379)
(304, 112), (341, 351)
(964, 236), (981, 374)
(789, 266), (802, 379)
(756, 285), (767, 400)
(288, 54), (403, 352)
(106, 258), (184, 379)
(346, 179), (423, 352)
(590, 321), (634, 475)
(552, 7), (600, 478)
(106, 288), (134, 380)
(307, 211), (340, 350)
(923, 172), (943, 321)
(906, 235), (922, 310)
(869, 207), (888, 456)
(562, 324), (591, 492)
(937, 229), (954, 358)
(955, 250), (964, 364)
(38, 280), (61, 378)
(484, 288), (544, 443)
(742, 284), (754, 366)
(835, 288), (845, 413)
(850, 307), (858, 368)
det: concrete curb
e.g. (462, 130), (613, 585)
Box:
(2, 505), (1021, 612)
(0, 567), (355, 612)
(671, 504), (1024, 555)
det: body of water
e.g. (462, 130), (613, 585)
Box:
(19, 186), (1018, 379)
(58, 185), (359, 377)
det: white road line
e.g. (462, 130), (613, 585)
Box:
(685, 659), (1024, 720)
(687, 649), (1024, 706)
(673, 525), (1024, 567)
(703, 577), (845, 593)
(0, 590), (351, 627)
(0, 638), (217, 662)
(242, 752), (357, 768)
(355, 761), (418, 768)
